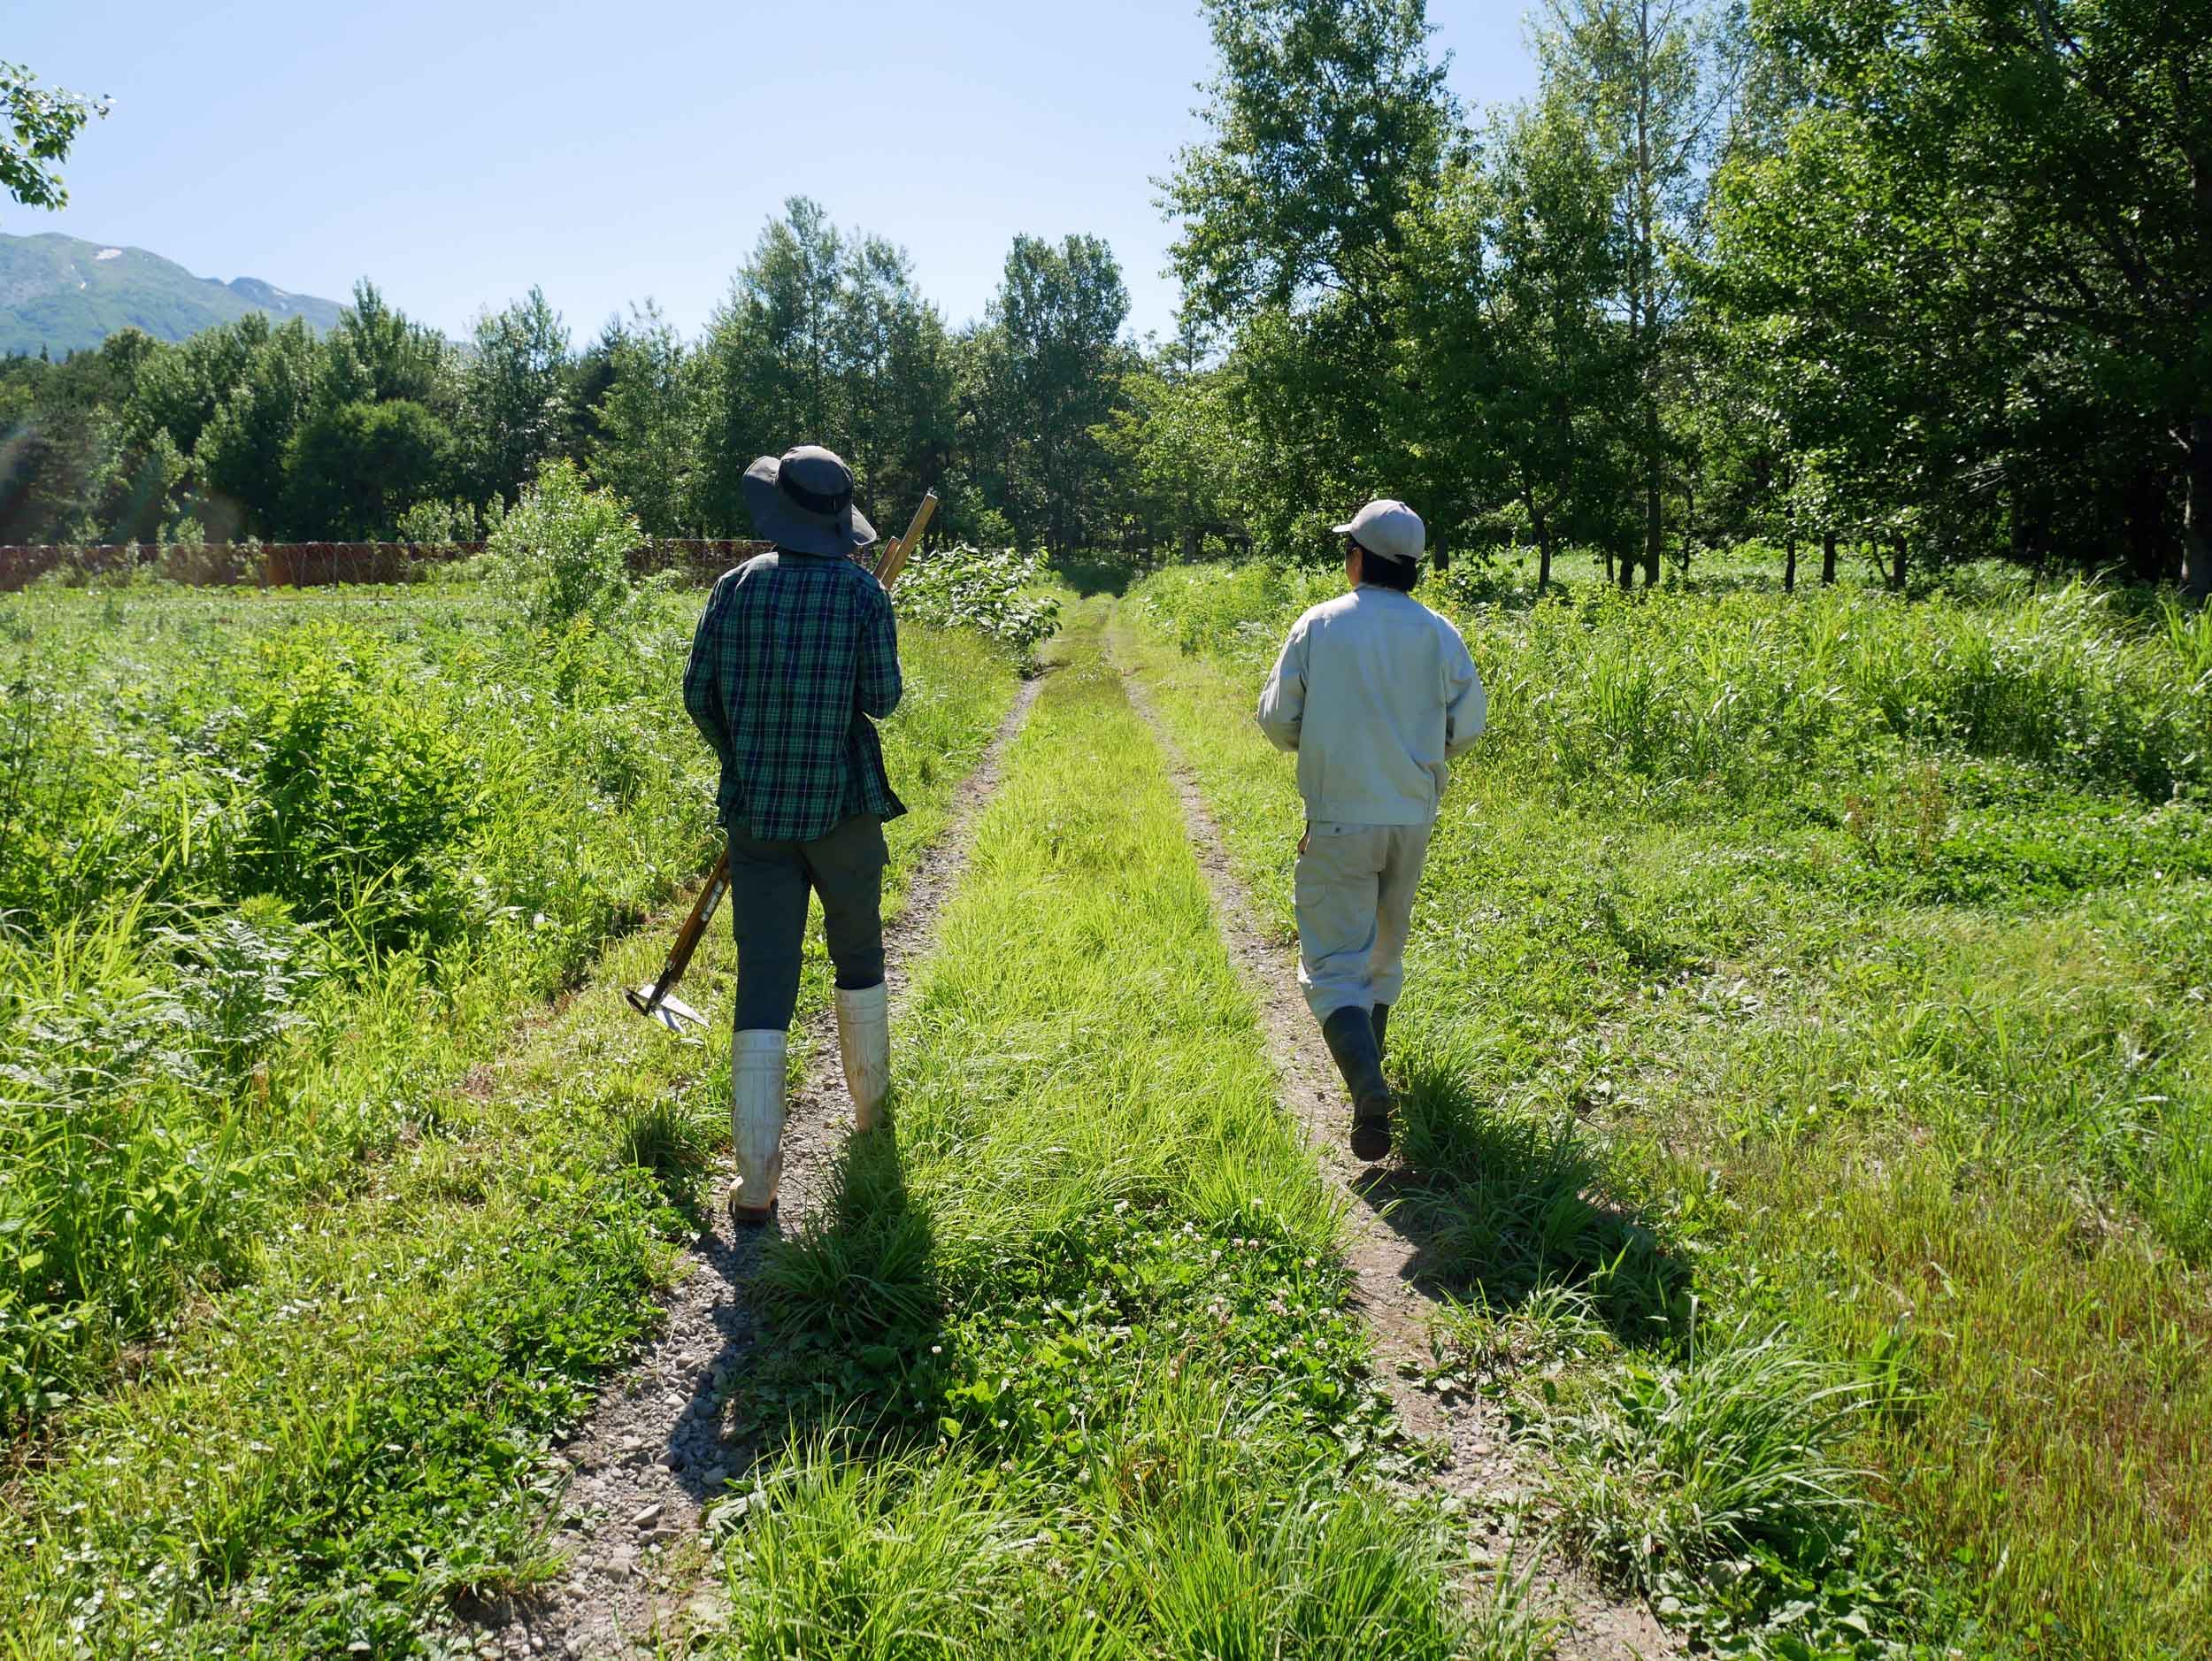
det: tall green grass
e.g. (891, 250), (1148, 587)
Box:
(0, 583), (728, 1424)
(1120, 569), (2212, 1658)
(0, 582), (1022, 1655)
(1141, 567), (2212, 805)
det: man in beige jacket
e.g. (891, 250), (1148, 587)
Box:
(1256, 499), (1486, 1161)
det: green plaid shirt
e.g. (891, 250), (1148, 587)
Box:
(683, 550), (905, 843)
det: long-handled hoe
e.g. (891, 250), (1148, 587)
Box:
(626, 488), (939, 1034)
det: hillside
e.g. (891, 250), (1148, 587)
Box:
(0, 231), (345, 355)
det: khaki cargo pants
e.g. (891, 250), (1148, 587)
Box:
(1294, 819), (1433, 1021)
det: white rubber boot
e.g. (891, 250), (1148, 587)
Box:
(835, 981), (891, 1133)
(729, 1029), (787, 1220)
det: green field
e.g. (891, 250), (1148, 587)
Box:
(1126, 559), (2212, 1657)
(695, 602), (1526, 1659)
(14, 0), (2210, 1647)
(4, 555), (2208, 1658)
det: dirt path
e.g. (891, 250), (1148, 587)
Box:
(1114, 653), (1673, 1661)
(479, 676), (1045, 1661)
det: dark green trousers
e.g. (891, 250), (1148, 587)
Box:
(726, 812), (887, 1030)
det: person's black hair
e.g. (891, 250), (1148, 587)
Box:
(1352, 539), (1419, 592)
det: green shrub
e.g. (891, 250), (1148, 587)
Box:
(1138, 560), (1313, 661)
(154, 899), (321, 1091)
(393, 495), (482, 546)
(895, 544), (1060, 671)
(232, 623), (481, 950)
(483, 458), (643, 635)
(0, 909), (270, 1424)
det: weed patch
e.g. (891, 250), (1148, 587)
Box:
(0, 577), (1024, 1653)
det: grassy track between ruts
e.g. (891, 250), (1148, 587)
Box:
(695, 600), (1547, 1660)
(0, 618), (1018, 1659)
(1120, 570), (2212, 1660)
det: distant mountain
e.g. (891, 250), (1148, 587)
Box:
(0, 232), (347, 357)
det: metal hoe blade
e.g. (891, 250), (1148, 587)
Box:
(627, 983), (708, 1034)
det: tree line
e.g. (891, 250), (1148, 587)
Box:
(1146, 0), (2212, 595)
(4, 0), (2208, 594)
(0, 203), (1134, 555)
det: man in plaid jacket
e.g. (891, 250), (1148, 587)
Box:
(683, 444), (903, 1225)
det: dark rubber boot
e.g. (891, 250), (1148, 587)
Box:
(1321, 1005), (1394, 1163)
(1371, 1003), (1391, 1059)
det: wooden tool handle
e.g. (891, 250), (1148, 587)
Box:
(874, 488), (939, 591)
(645, 850), (728, 1007)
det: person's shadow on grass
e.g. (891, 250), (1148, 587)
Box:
(1350, 1048), (1690, 1350)
(694, 1105), (944, 1508)
(615, 1080), (941, 1513)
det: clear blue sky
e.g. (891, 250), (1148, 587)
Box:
(15, 1), (1540, 346)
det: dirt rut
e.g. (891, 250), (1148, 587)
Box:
(1116, 657), (1673, 1661)
(476, 675), (1045, 1660)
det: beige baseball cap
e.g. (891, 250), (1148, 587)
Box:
(1333, 498), (1425, 565)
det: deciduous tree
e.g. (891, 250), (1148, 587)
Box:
(1165, 0), (1459, 550)
(281, 398), (457, 539)
(0, 61), (107, 215)
(195, 319), (320, 539)
(1724, 0), (2212, 596)
(463, 287), (570, 506)
(1394, 101), (1638, 585)
(589, 303), (695, 536)
(967, 235), (1131, 553)
(1536, 0), (1739, 586)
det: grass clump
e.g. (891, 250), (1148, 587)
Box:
(1389, 1045), (1686, 1342)
(1532, 1319), (1918, 1655)
(721, 1395), (1483, 1661)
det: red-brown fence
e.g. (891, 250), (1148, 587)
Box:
(0, 539), (774, 594)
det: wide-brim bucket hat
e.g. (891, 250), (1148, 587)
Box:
(741, 445), (878, 558)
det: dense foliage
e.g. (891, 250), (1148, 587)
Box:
(0, 204), (1141, 558)
(0, 575), (708, 1424)
(0, 590), (1022, 1657)
(10, 3), (2208, 593)
(893, 543), (1061, 672)
(0, 61), (106, 217)
(0, 577), (1040, 1445)
(1149, 0), (2212, 595)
